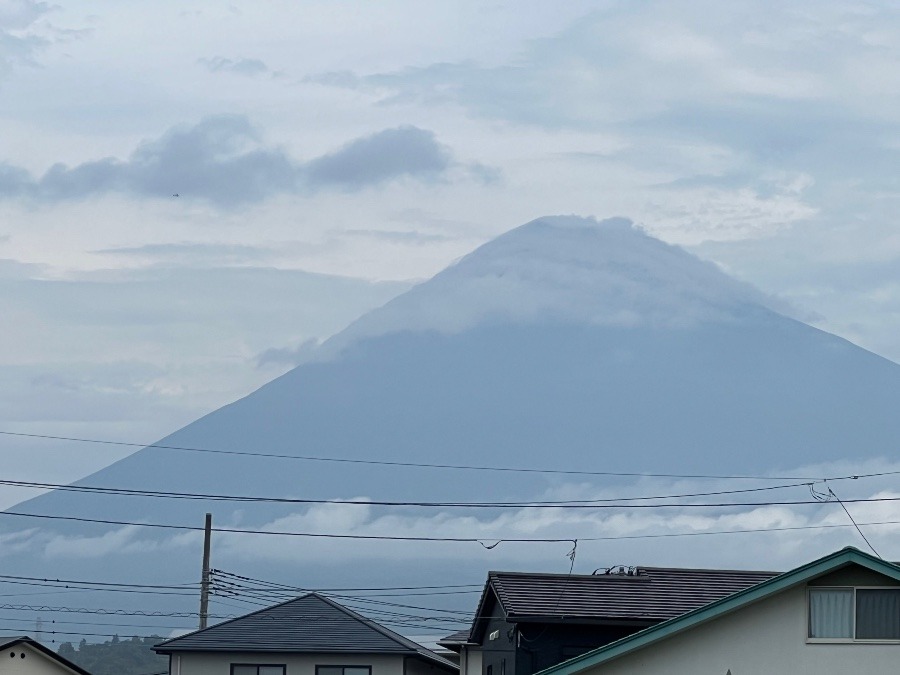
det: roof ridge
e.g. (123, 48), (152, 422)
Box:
(312, 594), (455, 667)
(154, 591), (321, 648)
(489, 567), (780, 578)
(154, 592), (456, 670)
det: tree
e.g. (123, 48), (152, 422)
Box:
(59, 635), (167, 675)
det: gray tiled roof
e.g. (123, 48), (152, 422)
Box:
(436, 630), (473, 648)
(486, 567), (779, 623)
(154, 593), (455, 669)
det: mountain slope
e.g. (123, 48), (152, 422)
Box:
(4, 215), (900, 617)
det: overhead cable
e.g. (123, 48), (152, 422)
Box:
(0, 430), (830, 481)
(2, 509), (900, 543)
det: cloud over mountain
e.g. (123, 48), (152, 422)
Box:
(0, 116), (486, 206)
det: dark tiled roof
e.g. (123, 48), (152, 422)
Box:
(0, 636), (93, 675)
(437, 629), (474, 649)
(154, 593), (455, 669)
(486, 567), (778, 623)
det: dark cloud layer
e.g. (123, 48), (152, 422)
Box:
(305, 126), (451, 189)
(0, 116), (471, 207)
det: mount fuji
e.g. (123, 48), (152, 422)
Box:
(4, 215), (900, 625)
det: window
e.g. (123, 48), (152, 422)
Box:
(809, 587), (900, 640)
(231, 666), (286, 675)
(316, 666), (371, 675)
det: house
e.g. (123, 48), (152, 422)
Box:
(0, 636), (92, 675)
(153, 592), (458, 675)
(440, 566), (778, 675)
(536, 547), (900, 675)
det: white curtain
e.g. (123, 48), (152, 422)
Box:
(809, 588), (853, 638)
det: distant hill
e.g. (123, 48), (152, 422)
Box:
(58, 636), (167, 675)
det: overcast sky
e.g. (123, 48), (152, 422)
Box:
(3, 0), (900, 503)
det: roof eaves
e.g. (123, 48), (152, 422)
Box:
(536, 547), (900, 675)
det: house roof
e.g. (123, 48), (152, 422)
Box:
(469, 565), (777, 641)
(0, 636), (93, 675)
(437, 629), (474, 651)
(154, 593), (456, 670)
(537, 547), (900, 675)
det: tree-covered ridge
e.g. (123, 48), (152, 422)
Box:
(58, 635), (168, 675)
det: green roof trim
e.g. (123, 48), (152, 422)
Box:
(537, 547), (900, 675)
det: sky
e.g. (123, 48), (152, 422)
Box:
(3, 1), (900, 571)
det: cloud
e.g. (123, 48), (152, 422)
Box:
(0, 117), (487, 206)
(0, 1), (50, 76)
(344, 229), (453, 244)
(198, 56), (273, 77)
(0, 1), (90, 80)
(96, 242), (279, 266)
(311, 3), (865, 130)
(308, 2), (900, 202)
(256, 338), (322, 368)
(305, 126), (452, 189)
(43, 525), (179, 558)
(202, 467), (900, 569)
(0, 263), (408, 493)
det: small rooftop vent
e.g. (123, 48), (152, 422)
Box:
(592, 565), (642, 576)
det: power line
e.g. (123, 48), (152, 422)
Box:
(0, 430), (831, 481)
(3, 508), (900, 545)
(0, 571), (480, 596)
(828, 487), (883, 559)
(0, 574), (198, 591)
(0, 615), (192, 631)
(0, 603), (229, 619)
(0, 625), (166, 640)
(0, 477), (826, 508)
(209, 572), (482, 592)
(4, 488), (900, 525)
(0, 579), (199, 597)
(0, 510), (573, 542)
(208, 580), (472, 618)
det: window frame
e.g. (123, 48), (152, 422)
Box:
(807, 586), (900, 644)
(315, 665), (373, 675)
(229, 664), (287, 675)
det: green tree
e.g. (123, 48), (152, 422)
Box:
(59, 635), (168, 675)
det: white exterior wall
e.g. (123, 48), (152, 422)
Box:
(173, 652), (434, 675)
(580, 585), (900, 675)
(458, 647), (481, 675)
(0, 642), (83, 675)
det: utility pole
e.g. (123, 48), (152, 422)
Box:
(199, 512), (212, 630)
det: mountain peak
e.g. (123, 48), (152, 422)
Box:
(327, 215), (780, 351)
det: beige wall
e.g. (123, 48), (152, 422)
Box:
(577, 584), (900, 675)
(0, 642), (83, 675)
(172, 652), (448, 675)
